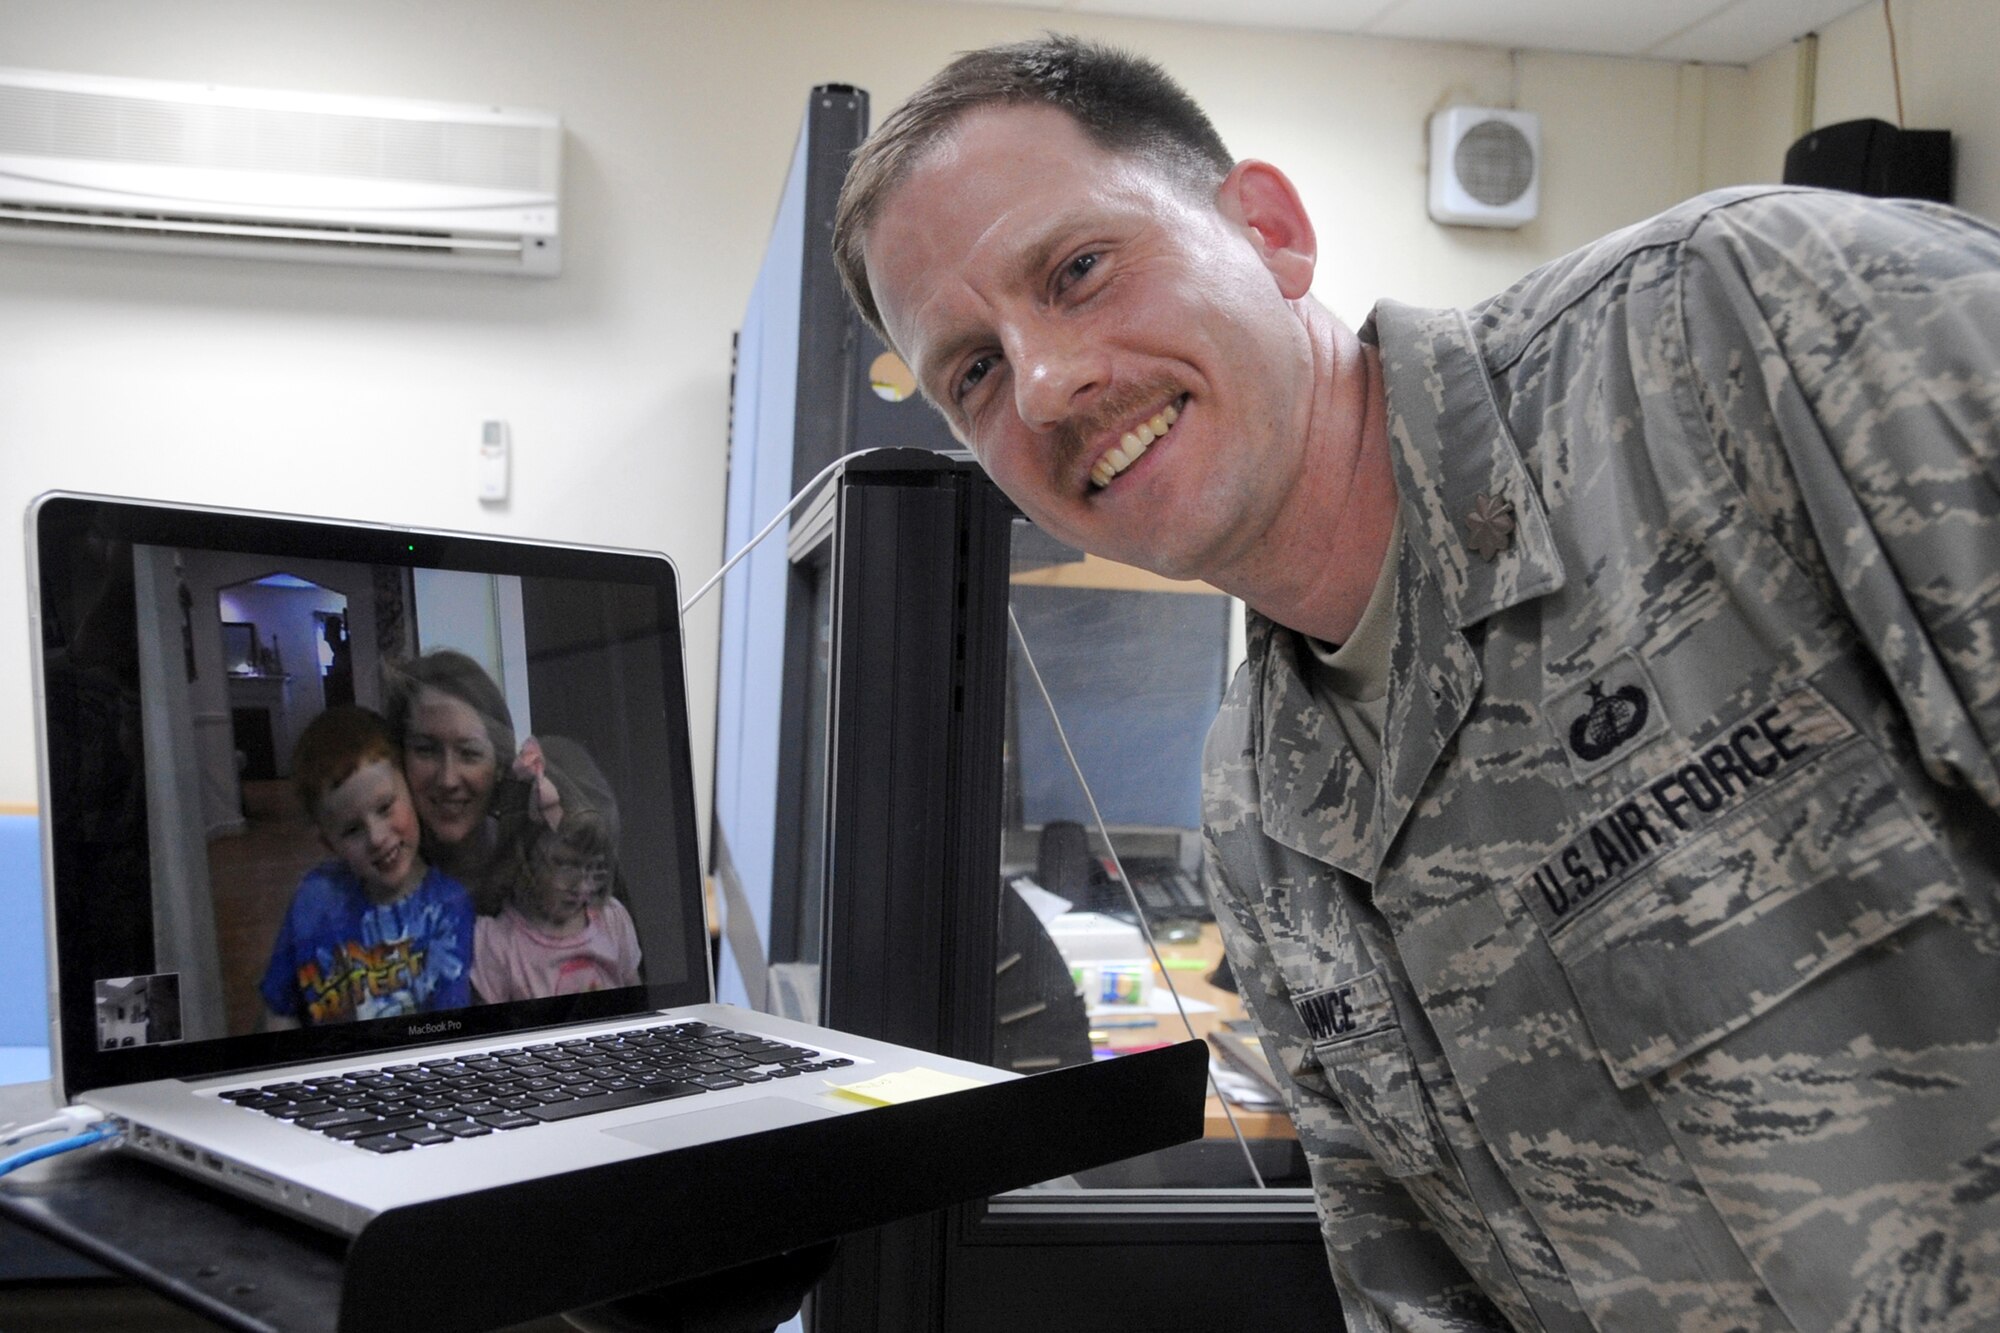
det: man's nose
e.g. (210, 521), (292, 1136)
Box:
(1009, 322), (1106, 430)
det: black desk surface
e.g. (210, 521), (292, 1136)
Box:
(0, 1042), (1208, 1333)
(3, 1141), (346, 1333)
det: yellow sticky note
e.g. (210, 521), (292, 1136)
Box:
(826, 1067), (988, 1106)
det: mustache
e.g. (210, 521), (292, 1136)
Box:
(1052, 380), (1182, 465)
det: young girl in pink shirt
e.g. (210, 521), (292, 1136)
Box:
(470, 740), (641, 1002)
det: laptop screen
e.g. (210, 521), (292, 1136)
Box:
(31, 495), (711, 1096)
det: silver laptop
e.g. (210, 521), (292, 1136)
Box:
(26, 491), (1012, 1235)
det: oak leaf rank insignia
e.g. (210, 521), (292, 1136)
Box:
(1464, 493), (1516, 561)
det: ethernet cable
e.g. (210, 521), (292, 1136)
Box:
(0, 1122), (119, 1179)
(0, 1103), (105, 1149)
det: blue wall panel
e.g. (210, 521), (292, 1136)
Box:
(712, 122), (810, 1007)
(0, 814), (52, 1082)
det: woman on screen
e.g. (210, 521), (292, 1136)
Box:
(384, 649), (553, 916)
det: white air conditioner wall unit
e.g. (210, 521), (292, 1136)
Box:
(1428, 106), (1539, 229)
(0, 67), (561, 275)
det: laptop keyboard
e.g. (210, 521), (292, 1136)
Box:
(216, 1021), (853, 1154)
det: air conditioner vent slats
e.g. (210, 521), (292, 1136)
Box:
(0, 204), (521, 254)
(0, 66), (561, 275)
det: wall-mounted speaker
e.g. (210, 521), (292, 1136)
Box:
(1429, 106), (1540, 229)
(1783, 118), (1953, 205)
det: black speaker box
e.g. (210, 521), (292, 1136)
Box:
(1783, 118), (1953, 204)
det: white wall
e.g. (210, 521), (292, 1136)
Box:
(3, 0), (1966, 826)
(1807, 0), (2000, 220)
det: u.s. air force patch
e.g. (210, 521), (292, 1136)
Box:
(1545, 650), (1668, 782)
(1518, 684), (1858, 937)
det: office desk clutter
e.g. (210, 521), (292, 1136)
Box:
(1049, 909), (1159, 1012)
(1004, 841), (1290, 1148)
(996, 548), (1311, 1169)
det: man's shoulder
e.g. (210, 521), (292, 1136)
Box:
(1470, 186), (1869, 366)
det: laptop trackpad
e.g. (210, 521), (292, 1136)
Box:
(604, 1097), (841, 1152)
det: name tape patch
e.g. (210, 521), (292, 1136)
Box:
(1294, 969), (1393, 1044)
(1296, 986), (1360, 1041)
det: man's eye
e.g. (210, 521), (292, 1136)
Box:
(1060, 253), (1098, 288)
(957, 354), (997, 402)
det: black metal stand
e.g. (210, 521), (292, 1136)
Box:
(563, 1242), (836, 1333)
(0, 1042), (1207, 1332)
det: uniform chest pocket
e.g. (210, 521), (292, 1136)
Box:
(1305, 969), (1446, 1178)
(1520, 687), (1961, 1088)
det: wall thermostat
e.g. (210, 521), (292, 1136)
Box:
(479, 420), (510, 503)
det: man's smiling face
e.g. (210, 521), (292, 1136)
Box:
(863, 102), (1318, 583)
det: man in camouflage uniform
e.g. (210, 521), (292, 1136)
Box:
(835, 33), (2000, 1330)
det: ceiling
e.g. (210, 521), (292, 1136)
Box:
(932, 0), (1880, 65)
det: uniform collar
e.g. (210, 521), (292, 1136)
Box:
(1364, 299), (1565, 627)
(1247, 300), (1563, 880)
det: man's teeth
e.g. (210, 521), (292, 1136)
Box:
(1090, 401), (1180, 489)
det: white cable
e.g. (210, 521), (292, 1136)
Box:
(1007, 606), (1267, 1190)
(690, 452), (1266, 1185)
(0, 1104), (106, 1148)
(679, 449), (877, 615)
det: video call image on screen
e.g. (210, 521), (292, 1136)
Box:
(89, 542), (691, 1048)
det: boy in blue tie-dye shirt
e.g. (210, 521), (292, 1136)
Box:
(260, 706), (474, 1028)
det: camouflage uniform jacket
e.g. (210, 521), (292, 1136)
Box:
(1202, 186), (2000, 1331)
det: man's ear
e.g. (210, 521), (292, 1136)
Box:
(1215, 160), (1317, 300)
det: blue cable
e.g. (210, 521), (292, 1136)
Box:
(0, 1123), (119, 1178)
